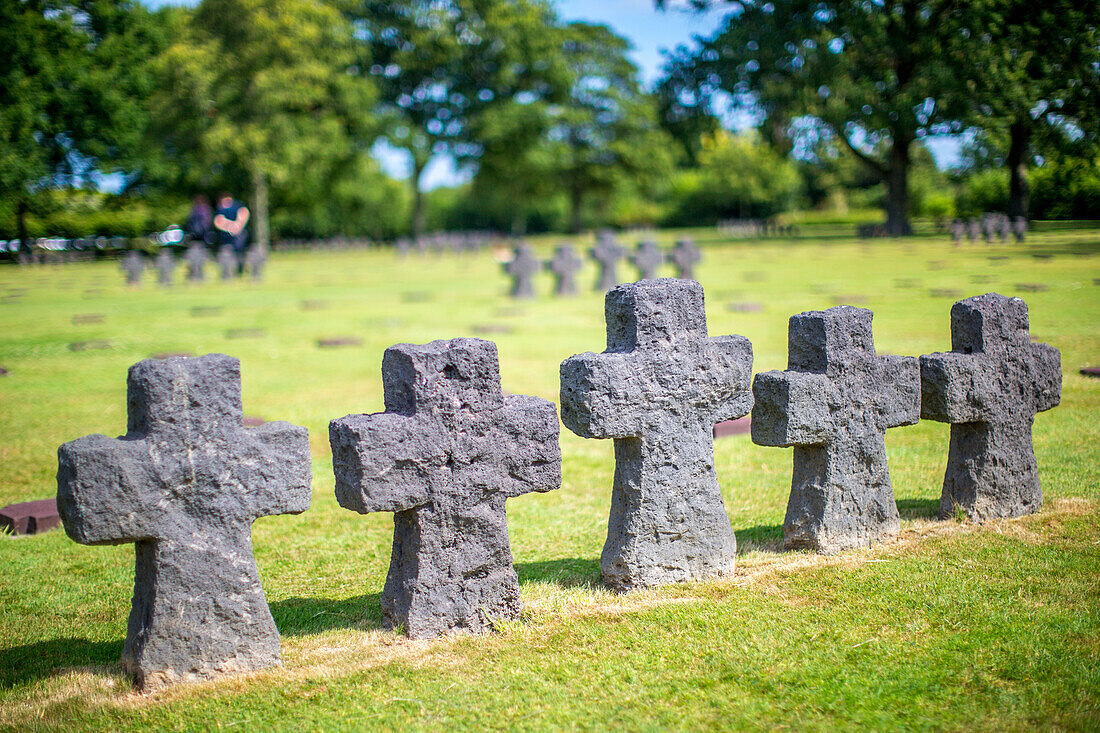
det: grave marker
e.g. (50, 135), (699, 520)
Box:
(920, 293), (1061, 519)
(120, 251), (145, 285)
(752, 306), (920, 554)
(330, 338), (560, 637)
(0, 498), (60, 535)
(548, 244), (583, 296)
(155, 249), (177, 286)
(56, 354), (311, 687)
(560, 279), (753, 590)
(184, 244), (208, 282)
(217, 246), (238, 280)
(670, 238), (701, 280)
(504, 244), (539, 298)
(630, 240), (663, 280)
(590, 237), (624, 291)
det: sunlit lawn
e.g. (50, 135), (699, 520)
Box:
(1, 225), (1098, 730)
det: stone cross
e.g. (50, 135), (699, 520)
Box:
(967, 219), (981, 243)
(630, 239), (663, 280)
(920, 293), (1060, 520)
(184, 243), (207, 282)
(154, 248), (176, 286)
(330, 338), (560, 638)
(949, 219), (965, 244)
(504, 243), (539, 298)
(1012, 216), (1028, 242)
(547, 244), (583, 296)
(120, 251), (145, 285)
(751, 306), (920, 554)
(590, 238), (624, 291)
(55, 354), (312, 687)
(217, 245), (238, 280)
(245, 248), (266, 281)
(560, 278), (753, 590)
(670, 238), (701, 279)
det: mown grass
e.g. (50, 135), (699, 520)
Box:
(0, 225), (1098, 730)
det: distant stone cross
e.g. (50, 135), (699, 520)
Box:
(548, 244), (583, 296)
(670, 238), (701, 279)
(120, 251), (145, 285)
(55, 354), (312, 687)
(751, 306), (920, 554)
(504, 243), (539, 298)
(184, 243), (207, 281)
(330, 338), (561, 638)
(560, 278), (753, 590)
(590, 238), (624, 291)
(245, 248), (266, 281)
(217, 245), (238, 280)
(154, 249), (176, 285)
(630, 239), (663, 280)
(920, 293), (1060, 520)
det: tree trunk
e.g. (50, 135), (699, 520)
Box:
(569, 184), (584, 234)
(884, 139), (912, 236)
(410, 159), (426, 240)
(1007, 119), (1030, 220)
(511, 206), (526, 237)
(251, 168), (270, 255)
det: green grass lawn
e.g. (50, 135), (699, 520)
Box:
(1, 226), (1098, 730)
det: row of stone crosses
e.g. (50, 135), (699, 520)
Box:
(55, 280), (1060, 688)
(119, 243), (266, 286)
(507, 236), (701, 297)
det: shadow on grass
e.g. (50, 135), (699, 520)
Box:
(897, 498), (939, 520)
(515, 557), (601, 588)
(0, 637), (122, 690)
(735, 523), (784, 555)
(269, 593), (384, 636)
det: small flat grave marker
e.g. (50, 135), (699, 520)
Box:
(226, 328), (265, 339)
(926, 260), (946, 271)
(301, 299), (329, 310)
(743, 271), (768, 282)
(930, 288), (963, 299)
(82, 289), (104, 299)
(151, 352), (192, 360)
(72, 314), (105, 325)
(318, 337), (362, 348)
(1031, 253), (1053, 260)
(472, 324), (514, 335)
(987, 255), (1010, 265)
(893, 278), (920, 289)
(243, 416), (266, 427)
(0, 366), (8, 376)
(832, 295), (868, 305)
(1080, 367), (1100, 378)
(69, 340), (112, 352)
(713, 417), (751, 439)
(0, 499), (61, 535)
(190, 306), (223, 317)
(400, 292), (432, 303)
(970, 274), (995, 284)
(726, 301), (764, 313)
(1015, 283), (1048, 292)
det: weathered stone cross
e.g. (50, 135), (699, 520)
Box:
(630, 239), (663, 280)
(751, 306), (920, 554)
(184, 243), (207, 281)
(56, 354), (312, 687)
(920, 293), (1060, 519)
(217, 245), (238, 280)
(548, 244), (583, 296)
(670, 238), (701, 279)
(560, 278), (753, 590)
(120, 251), (145, 285)
(504, 243), (539, 298)
(590, 238), (624, 291)
(154, 248), (176, 285)
(330, 338), (560, 638)
(245, 248), (266, 281)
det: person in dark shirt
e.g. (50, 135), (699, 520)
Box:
(186, 194), (213, 245)
(214, 192), (250, 273)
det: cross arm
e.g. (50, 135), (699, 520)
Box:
(56, 435), (158, 545)
(329, 413), (442, 514)
(707, 335), (754, 423)
(497, 395), (562, 498)
(241, 421), (312, 520)
(877, 355), (921, 429)
(919, 351), (991, 423)
(1029, 342), (1061, 414)
(750, 371), (832, 447)
(560, 352), (646, 439)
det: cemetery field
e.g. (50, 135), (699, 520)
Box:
(1, 227), (1099, 730)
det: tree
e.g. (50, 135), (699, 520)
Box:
(0, 0), (164, 243)
(150, 0), (370, 252)
(348, 0), (565, 238)
(664, 0), (965, 235)
(945, 0), (1100, 218)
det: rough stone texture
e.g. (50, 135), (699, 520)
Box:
(590, 238), (624, 291)
(56, 354), (312, 687)
(548, 244), (583, 296)
(121, 251), (145, 285)
(630, 240), (663, 280)
(0, 498), (60, 535)
(217, 246), (238, 280)
(751, 306), (920, 554)
(920, 293), (1061, 520)
(184, 244), (207, 282)
(670, 238), (701, 279)
(560, 278), (752, 590)
(330, 338), (560, 638)
(154, 249), (177, 285)
(504, 244), (538, 298)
